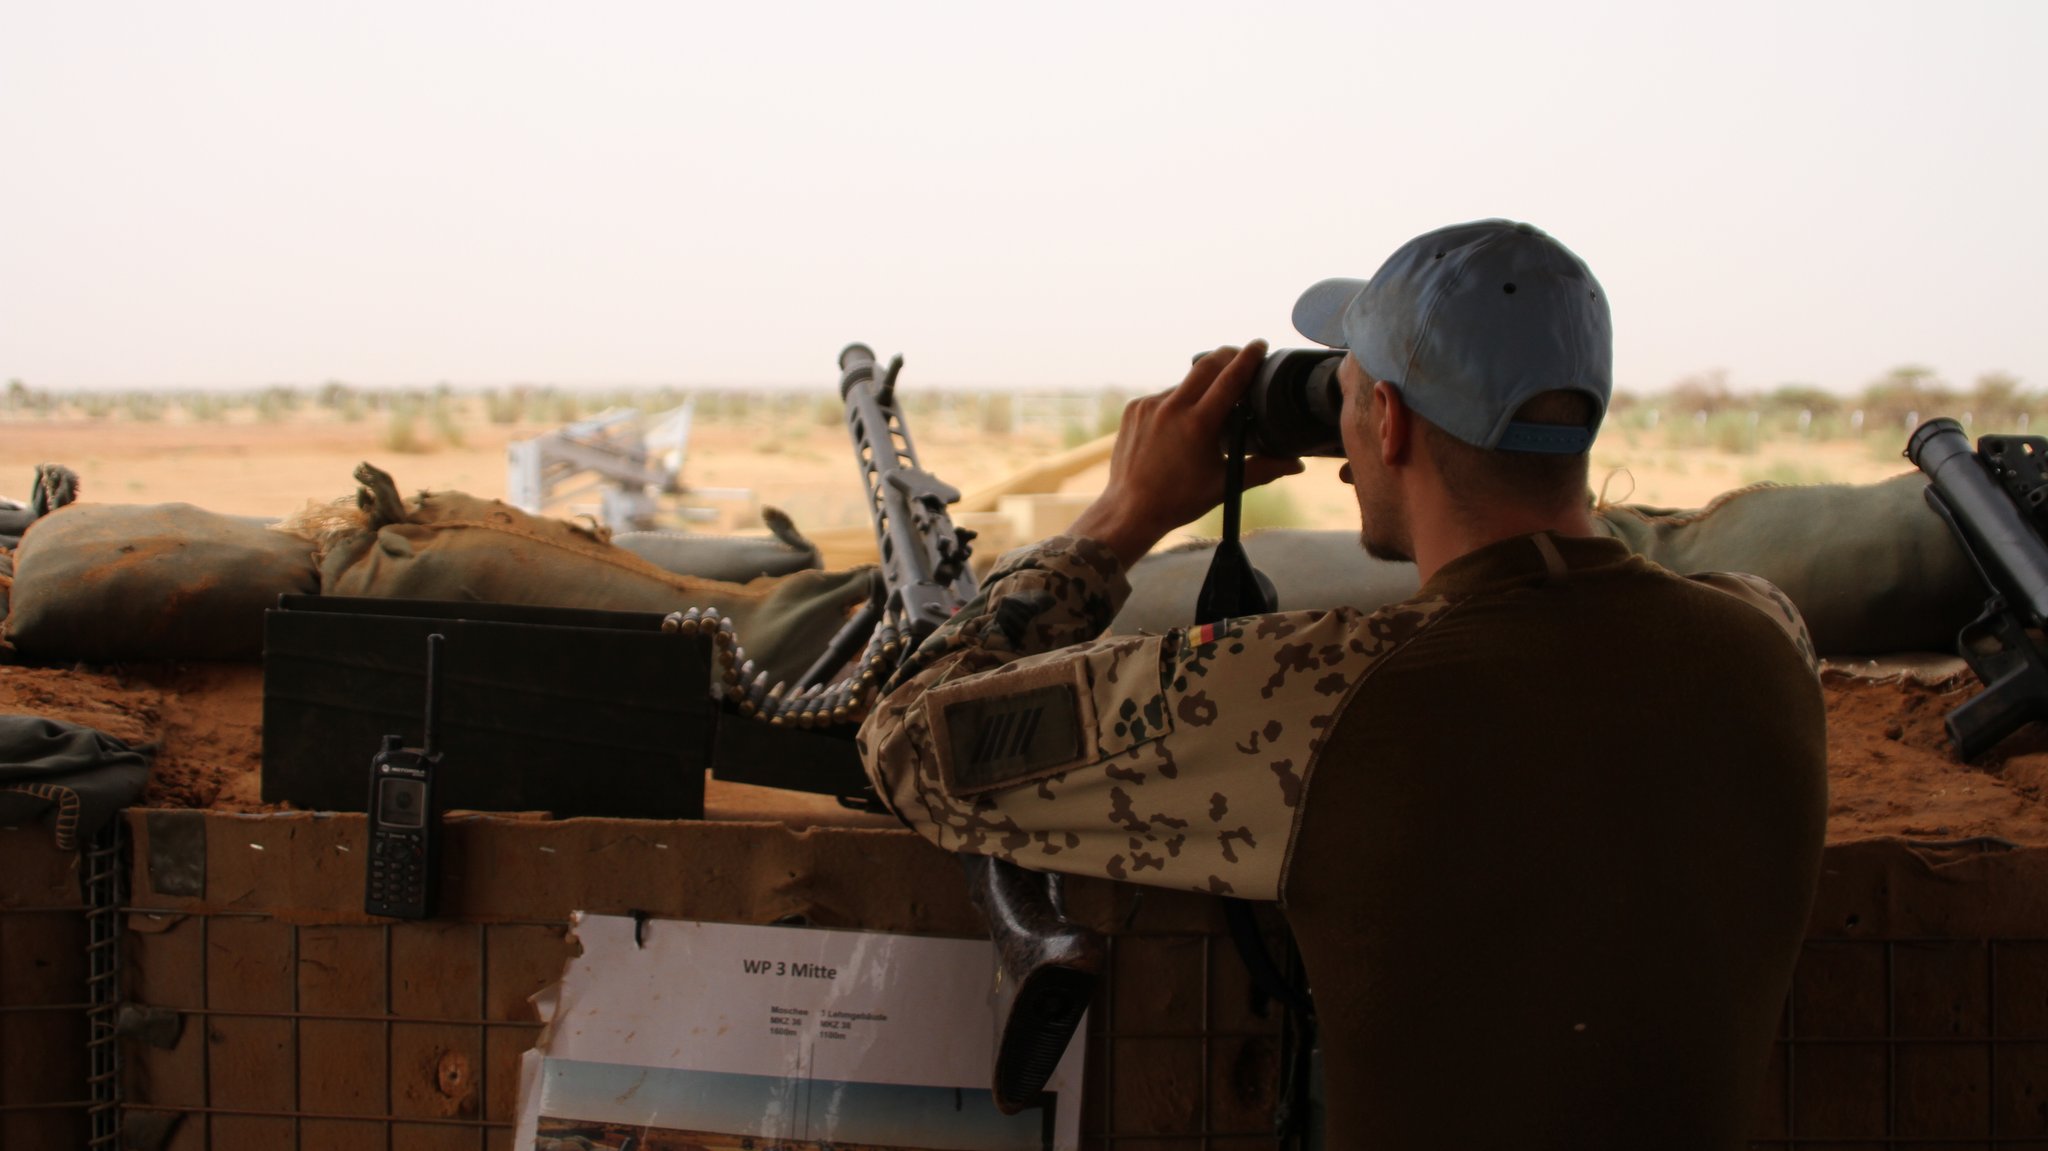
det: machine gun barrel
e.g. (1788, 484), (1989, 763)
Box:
(838, 343), (979, 646)
(836, 343), (1099, 1115)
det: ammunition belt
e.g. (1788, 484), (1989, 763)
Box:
(662, 606), (906, 729)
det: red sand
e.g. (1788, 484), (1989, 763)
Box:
(0, 660), (885, 827)
(8, 655), (2039, 843)
(1817, 661), (2048, 842)
(3, 658), (2043, 844)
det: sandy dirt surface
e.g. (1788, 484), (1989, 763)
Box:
(0, 659), (891, 828)
(1819, 661), (2048, 843)
(0, 408), (1097, 537)
(1, 656), (2040, 845)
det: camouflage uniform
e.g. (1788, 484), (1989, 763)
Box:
(858, 529), (1820, 902)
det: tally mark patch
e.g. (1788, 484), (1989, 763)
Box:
(940, 684), (1083, 795)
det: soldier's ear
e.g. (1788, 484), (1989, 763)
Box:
(1374, 382), (1411, 467)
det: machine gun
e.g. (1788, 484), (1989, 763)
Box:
(835, 344), (978, 648)
(722, 346), (1280, 1116)
(835, 344), (1106, 1116)
(1907, 417), (2048, 759)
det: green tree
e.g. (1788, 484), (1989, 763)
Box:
(1859, 364), (1953, 428)
(1666, 369), (1734, 415)
(1968, 371), (2026, 426)
(1763, 384), (1840, 417)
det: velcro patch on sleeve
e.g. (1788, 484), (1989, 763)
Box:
(926, 656), (1094, 798)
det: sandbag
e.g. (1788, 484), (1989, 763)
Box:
(0, 715), (152, 849)
(1115, 472), (1981, 656)
(0, 508), (30, 549)
(0, 549), (12, 627)
(2, 503), (319, 661)
(310, 465), (874, 685)
(613, 508), (821, 582)
(1597, 472), (1981, 655)
(1114, 531), (1419, 635)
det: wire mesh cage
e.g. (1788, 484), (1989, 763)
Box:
(9, 815), (2048, 1149)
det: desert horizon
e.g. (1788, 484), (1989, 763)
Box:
(0, 372), (1965, 553)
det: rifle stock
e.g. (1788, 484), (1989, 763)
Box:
(838, 343), (1105, 1114)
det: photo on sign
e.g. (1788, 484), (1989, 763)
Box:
(534, 1060), (1060, 1151)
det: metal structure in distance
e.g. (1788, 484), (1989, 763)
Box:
(506, 400), (748, 532)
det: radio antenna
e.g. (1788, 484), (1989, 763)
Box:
(421, 633), (445, 758)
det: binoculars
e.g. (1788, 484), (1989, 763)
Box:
(1223, 347), (1347, 459)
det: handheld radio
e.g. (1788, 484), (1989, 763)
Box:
(364, 633), (446, 919)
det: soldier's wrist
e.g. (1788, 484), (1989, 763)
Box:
(1067, 500), (1166, 569)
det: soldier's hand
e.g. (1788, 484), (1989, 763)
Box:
(1069, 340), (1305, 567)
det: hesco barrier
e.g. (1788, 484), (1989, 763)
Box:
(6, 815), (2048, 1149)
(1, 825), (99, 1148)
(1757, 837), (2048, 1145)
(111, 810), (1292, 1151)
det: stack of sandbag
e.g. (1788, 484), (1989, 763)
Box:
(0, 463), (874, 685)
(1116, 471), (1983, 656)
(306, 463), (871, 686)
(0, 461), (1984, 668)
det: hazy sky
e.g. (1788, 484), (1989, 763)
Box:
(2, 1), (2042, 394)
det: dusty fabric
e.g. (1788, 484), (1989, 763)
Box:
(31, 464), (81, 517)
(613, 507), (822, 582)
(306, 468), (874, 686)
(611, 530), (820, 582)
(1596, 471), (1980, 654)
(2, 503), (319, 661)
(0, 714), (153, 848)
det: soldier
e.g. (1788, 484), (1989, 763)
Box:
(859, 219), (1826, 1148)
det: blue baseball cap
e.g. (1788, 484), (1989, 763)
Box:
(1291, 219), (1612, 453)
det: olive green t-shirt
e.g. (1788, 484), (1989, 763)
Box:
(1285, 532), (1827, 1149)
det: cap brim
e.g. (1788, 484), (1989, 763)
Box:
(1291, 277), (1368, 348)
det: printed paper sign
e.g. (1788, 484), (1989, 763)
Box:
(515, 914), (1083, 1150)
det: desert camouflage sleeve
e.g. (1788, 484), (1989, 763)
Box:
(857, 534), (1452, 901)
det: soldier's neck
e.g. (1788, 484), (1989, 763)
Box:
(1407, 493), (1599, 586)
